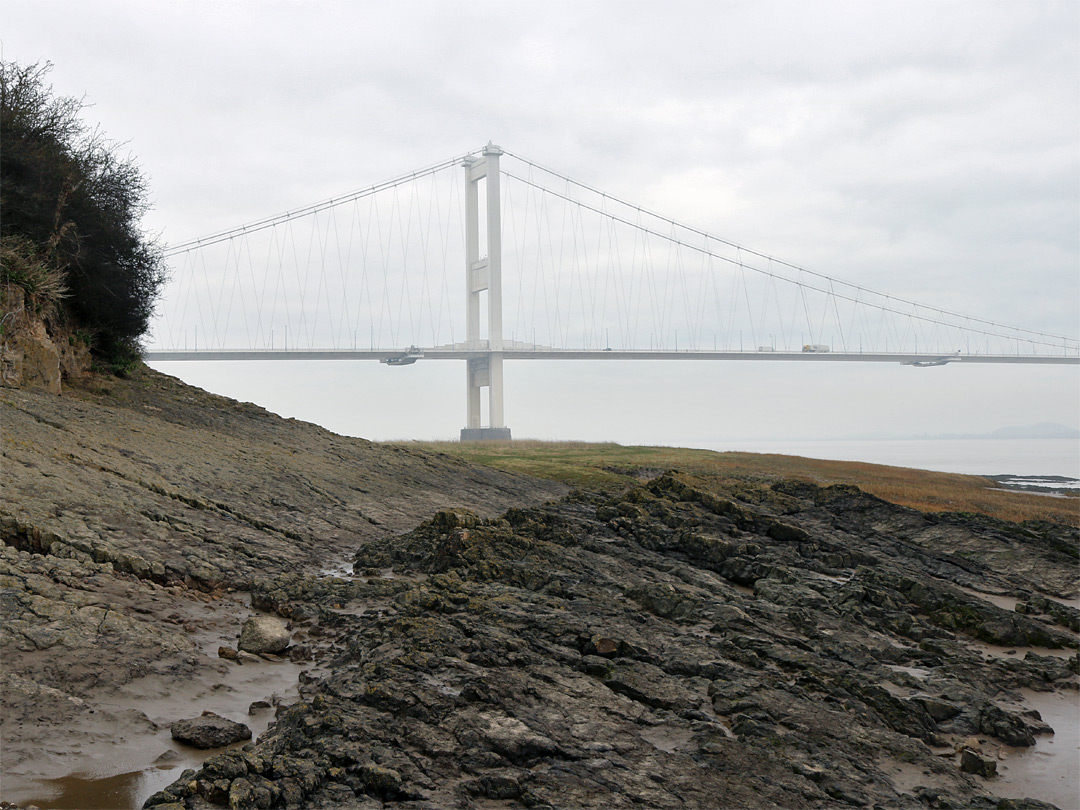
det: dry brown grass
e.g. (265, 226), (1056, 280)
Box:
(409, 440), (1080, 527)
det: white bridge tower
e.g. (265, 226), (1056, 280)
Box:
(460, 144), (511, 441)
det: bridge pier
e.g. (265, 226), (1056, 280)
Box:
(461, 144), (511, 442)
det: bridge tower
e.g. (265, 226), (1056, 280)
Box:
(460, 144), (512, 441)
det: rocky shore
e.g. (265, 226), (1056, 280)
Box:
(2, 367), (1077, 809)
(0, 367), (563, 807)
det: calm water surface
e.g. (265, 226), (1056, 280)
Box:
(699, 438), (1080, 482)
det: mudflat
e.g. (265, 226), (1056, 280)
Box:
(1, 367), (1077, 809)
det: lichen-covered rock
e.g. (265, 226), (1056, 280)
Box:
(227, 775), (277, 809)
(356, 763), (404, 798)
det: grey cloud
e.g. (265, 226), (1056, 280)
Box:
(3, 0), (1076, 441)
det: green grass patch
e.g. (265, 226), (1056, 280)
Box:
(405, 439), (1080, 527)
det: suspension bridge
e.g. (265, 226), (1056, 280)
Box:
(145, 144), (1079, 440)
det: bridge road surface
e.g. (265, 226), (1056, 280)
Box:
(145, 349), (1079, 365)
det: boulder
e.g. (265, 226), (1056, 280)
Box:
(978, 704), (1036, 747)
(959, 747), (997, 778)
(238, 615), (291, 654)
(170, 711), (251, 749)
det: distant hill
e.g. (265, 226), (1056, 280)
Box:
(838, 422), (1080, 441)
(985, 422), (1080, 439)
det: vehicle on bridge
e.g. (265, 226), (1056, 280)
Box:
(381, 346), (424, 366)
(802, 344), (830, 353)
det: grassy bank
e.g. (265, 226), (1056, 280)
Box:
(409, 440), (1080, 526)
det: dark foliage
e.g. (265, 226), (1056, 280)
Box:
(1, 60), (167, 369)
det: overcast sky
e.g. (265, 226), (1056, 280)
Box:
(4, 0), (1078, 464)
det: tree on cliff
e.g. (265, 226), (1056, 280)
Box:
(0, 59), (167, 372)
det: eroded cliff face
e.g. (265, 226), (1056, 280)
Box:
(0, 283), (90, 395)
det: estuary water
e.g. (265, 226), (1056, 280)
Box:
(696, 438), (1080, 485)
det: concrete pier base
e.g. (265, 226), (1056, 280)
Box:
(460, 427), (512, 442)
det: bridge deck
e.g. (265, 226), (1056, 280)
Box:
(144, 349), (1078, 365)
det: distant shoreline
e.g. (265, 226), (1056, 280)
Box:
(988, 474), (1080, 495)
(695, 437), (1080, 482)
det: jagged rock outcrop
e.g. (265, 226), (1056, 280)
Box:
(147, 474), (1078, 809)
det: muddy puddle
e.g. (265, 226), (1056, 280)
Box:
(968, 640), (1077, 661)
(881, 663), (934, 694)
(728, 582), (756, 597)
(884, 755), (957, 796)
(8, 656), (310, 810)
(994, 688), (1080, 810)
(2, 591), (320, 810)
(810, 571), (854, 585)
(881, 664), (934, 697)
(884, 664), (933, 679)
(319, 557), (358, 579)
(1043, 593), (1080, 611)
(19, 769), (160, 810)
(15, 729), (269, 810)
(22, 756), (208, 810)
(957, 583), (1080, 617)
(955, 584), (1021, 613)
